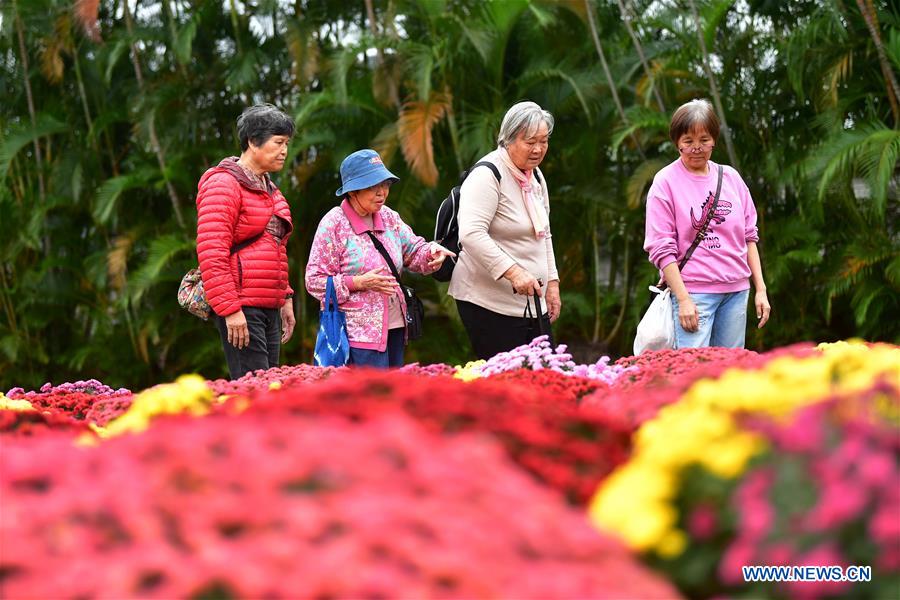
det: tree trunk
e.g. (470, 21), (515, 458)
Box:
(856, 0), (900, 124)
(123, 0), (186, 228)
(161, 0), (188, 77)
(687, 0), (739, 169)
(13, 3), (46, 202)
(603, 227), (631, 347)
(615, 0), (666, 112)
(584, 0), (646, 159)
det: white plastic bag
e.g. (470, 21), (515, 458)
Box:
(633, 286), (675, 355)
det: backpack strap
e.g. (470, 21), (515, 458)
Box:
(458, 161), (501, 186)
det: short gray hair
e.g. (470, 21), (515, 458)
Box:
(237, 103), (295, 151)
(497, 101), (554, 147)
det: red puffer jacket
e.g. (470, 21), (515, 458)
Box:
(196, 157), (294, 317)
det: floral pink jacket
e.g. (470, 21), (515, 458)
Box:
(305, 200), (437, 351)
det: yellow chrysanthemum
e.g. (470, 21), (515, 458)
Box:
(94, 375), (213, 438)
(0, 395), (35, 412)
(590, 340), (900, 557)
(453, 360), (486, 382)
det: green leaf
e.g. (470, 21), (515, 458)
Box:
(92, 170), (155, 225)
(0, 335), (18, 363)
(127, 234), (195, 304)
(626, 158), (669, 209)
(515, 67), (593, 125)
(175, 18), (198, 66)
(104, 38), (130, 85)
(0, 115), (67, 181)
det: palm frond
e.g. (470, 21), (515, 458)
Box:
(0, 114), (67, 181)
(92, 170), (155, 225)
(626, 157), (669, 209)
(397, 91), (451, 187)
(611, 106), (669, 154)
(174, 17), (198, 66)
(127, 234), (195, 304)
(515, 67), (594, 125)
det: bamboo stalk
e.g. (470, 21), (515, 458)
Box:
(584, 0), (646, 159)
(123, 0), (186, 228)
(687, 0), (740, 169)
(856, 0), (900, 124)
(13, 2), (46, 202)
(616, 0), (666, 112)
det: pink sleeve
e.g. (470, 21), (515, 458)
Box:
(740, 175), (759, 243)
(643, 179), (679, 270)
(304, 213), (353, 305)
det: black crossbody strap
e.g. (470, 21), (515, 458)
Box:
(365, 231), (403, 286)
(229, 231), (265, 255)
(678, 164), (723, 270)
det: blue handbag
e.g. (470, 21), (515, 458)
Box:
(313, 276), (350, 367)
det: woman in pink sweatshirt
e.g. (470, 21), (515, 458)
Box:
(643, 99), (771, 348)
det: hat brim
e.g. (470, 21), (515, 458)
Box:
(335, 166), (400, 196)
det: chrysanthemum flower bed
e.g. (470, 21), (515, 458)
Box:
(591, 341), (900, 599)
(1, 339), (897, 599)
(0, 410), (681, 599)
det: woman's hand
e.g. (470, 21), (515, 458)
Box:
(545, 280), (562, 322)
(353, 267), (397, 295)
(755, 289), (771, 328)
(503, 264), (542, 296)
(677, 294), (700, 332)
(225, 309), (250, 349)
(427, 242), (456, 269)
(280, 300), (295, 343)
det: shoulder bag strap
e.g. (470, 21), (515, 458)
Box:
(678, 164), (723, 270)
(365, 231), (404, 286)
(229, 230), (265, 255)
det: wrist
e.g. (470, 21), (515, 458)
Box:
(502, 264), (521, 281)
(755, 285), (767, 293)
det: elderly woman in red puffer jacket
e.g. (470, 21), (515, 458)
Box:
(196, 104), (296, 379)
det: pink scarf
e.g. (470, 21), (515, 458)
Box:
(498, 148), (549, 239)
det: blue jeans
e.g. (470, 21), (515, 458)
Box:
(671, 290), (749, 349)
(348, 328), (405, 368)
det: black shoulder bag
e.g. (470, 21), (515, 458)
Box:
(660, 164), (723, 290)
(365, 232), (424, 341)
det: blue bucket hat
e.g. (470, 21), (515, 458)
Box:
(335, 149), (399, 196)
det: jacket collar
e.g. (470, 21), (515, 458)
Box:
(215, 156), (274, 194)
(341, 199), (385, 234)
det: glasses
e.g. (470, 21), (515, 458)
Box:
(679, 142), (715, 154)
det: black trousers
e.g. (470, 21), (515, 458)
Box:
(215, 306), (281, 379)
(456, 299), (553, 360)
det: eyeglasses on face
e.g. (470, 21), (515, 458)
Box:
(678, 142), (715, 154)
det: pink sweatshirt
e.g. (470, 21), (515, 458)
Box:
(644, 158), (759, 293)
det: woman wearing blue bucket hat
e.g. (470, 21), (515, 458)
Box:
(305, 149), (455, 367)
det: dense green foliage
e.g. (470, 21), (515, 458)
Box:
(1, 0), (897, 389)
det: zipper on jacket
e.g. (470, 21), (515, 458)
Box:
(237, 257), (243, 292)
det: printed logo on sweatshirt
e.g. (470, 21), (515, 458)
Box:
(691, 191), (732, 250)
